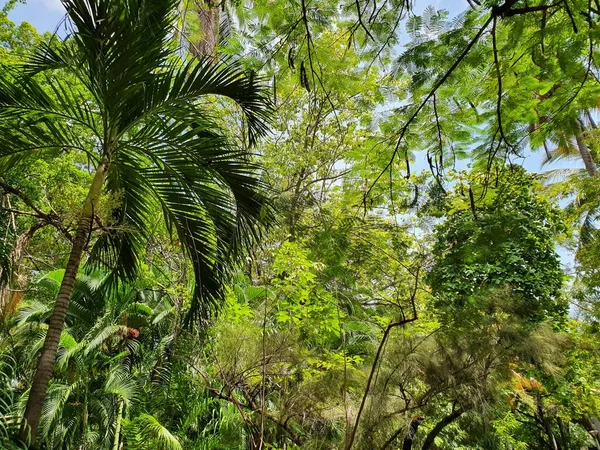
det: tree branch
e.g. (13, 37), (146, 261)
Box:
(0, 179), (72, 241)
(492, 15), (515, 152)
(345, 266), (420, 450)
(354, 0), (375, 42)
(500, 3), (561, 17)
(364, 11), (495, 201)
(421, 407), (465, 450)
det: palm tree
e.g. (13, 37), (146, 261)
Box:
(5, 269), (182, 449)
(0, 0), (272, 446)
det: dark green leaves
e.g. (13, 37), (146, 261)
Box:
(0, 0), (273, 325)
(427, 167), (566, 323)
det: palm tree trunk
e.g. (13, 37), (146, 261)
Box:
(111, 400), (124, 450)
(575, 121), (597, 177)
(19, 158), (109, 448)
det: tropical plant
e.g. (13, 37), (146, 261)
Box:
(427, 166), (567, 323)
(0, 0), (271, 445)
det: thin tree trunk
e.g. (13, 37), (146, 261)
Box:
(537, 399), (559, 450)
(189, 0), (220, 58)
(586, 110), (597, 129)
(111, 400), (124, 450)
(575, 121), (597, 177)
(346, 271), (419, 450)
(401, 417), (424, 450)
(0, 222), (43, 317)
(19, 158), (109, 447)
(421, 408), (464, 450)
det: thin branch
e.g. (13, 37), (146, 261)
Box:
(563, 0), (579, 33)
(345, 267), (420, 450)
(0, 178), (72, 241)
(500, 3), (560, 17)
(492, 15), (514, 152)
(188, 360), (303, 446)
(300, 0), (316, 87)
(354, 0), (375, 42)
(364, 12), (494, 201)
(0, 208), (41, 219)
(431, 93), (447, 191)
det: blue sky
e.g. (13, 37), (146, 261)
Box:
(9, 0), (464, 31)
(8, 0), (65, 34)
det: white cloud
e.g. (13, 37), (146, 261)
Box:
(37, 0), (65, 12)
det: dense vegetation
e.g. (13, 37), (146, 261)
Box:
(0, 0), (599, 449)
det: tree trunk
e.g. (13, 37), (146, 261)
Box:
(556, 417), (569, 450)
(421, 408), (464, 450)
(585, 110), (597, 129)
(18, 158), (109, 448)
(402, 417), (424, 450)
(575, 121), (597, 177)
(574, 416), (600, 448)
(537, 399), (559, 450)
(0, 222), (43, 317)
(111, 400), (124, 450)
(189, 1), (220, 58)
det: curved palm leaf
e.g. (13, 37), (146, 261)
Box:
(125, 413), (183, 450)
(0, 0), (272, 327)
(103, 370), (139, 405)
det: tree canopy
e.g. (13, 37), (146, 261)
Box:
(0, 0), (599, 449)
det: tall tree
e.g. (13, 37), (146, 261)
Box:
(0, 0), (271, 446)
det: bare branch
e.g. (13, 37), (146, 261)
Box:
(345, 266), (421, 450)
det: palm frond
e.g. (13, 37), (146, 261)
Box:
(129, 413), (183, 450)
(16, 301), (50, 326)
(1, 0), (273, 329)
(84, 324), (129, 356)
(103, 370), (139, 405)
(56, 330), (85, 371)
(40, 380), (83, 439)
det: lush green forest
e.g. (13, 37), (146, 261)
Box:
(0, 0), (599, 448)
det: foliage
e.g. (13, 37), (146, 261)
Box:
(0, 1), (599, 449)
(427, 166), (567, 323)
